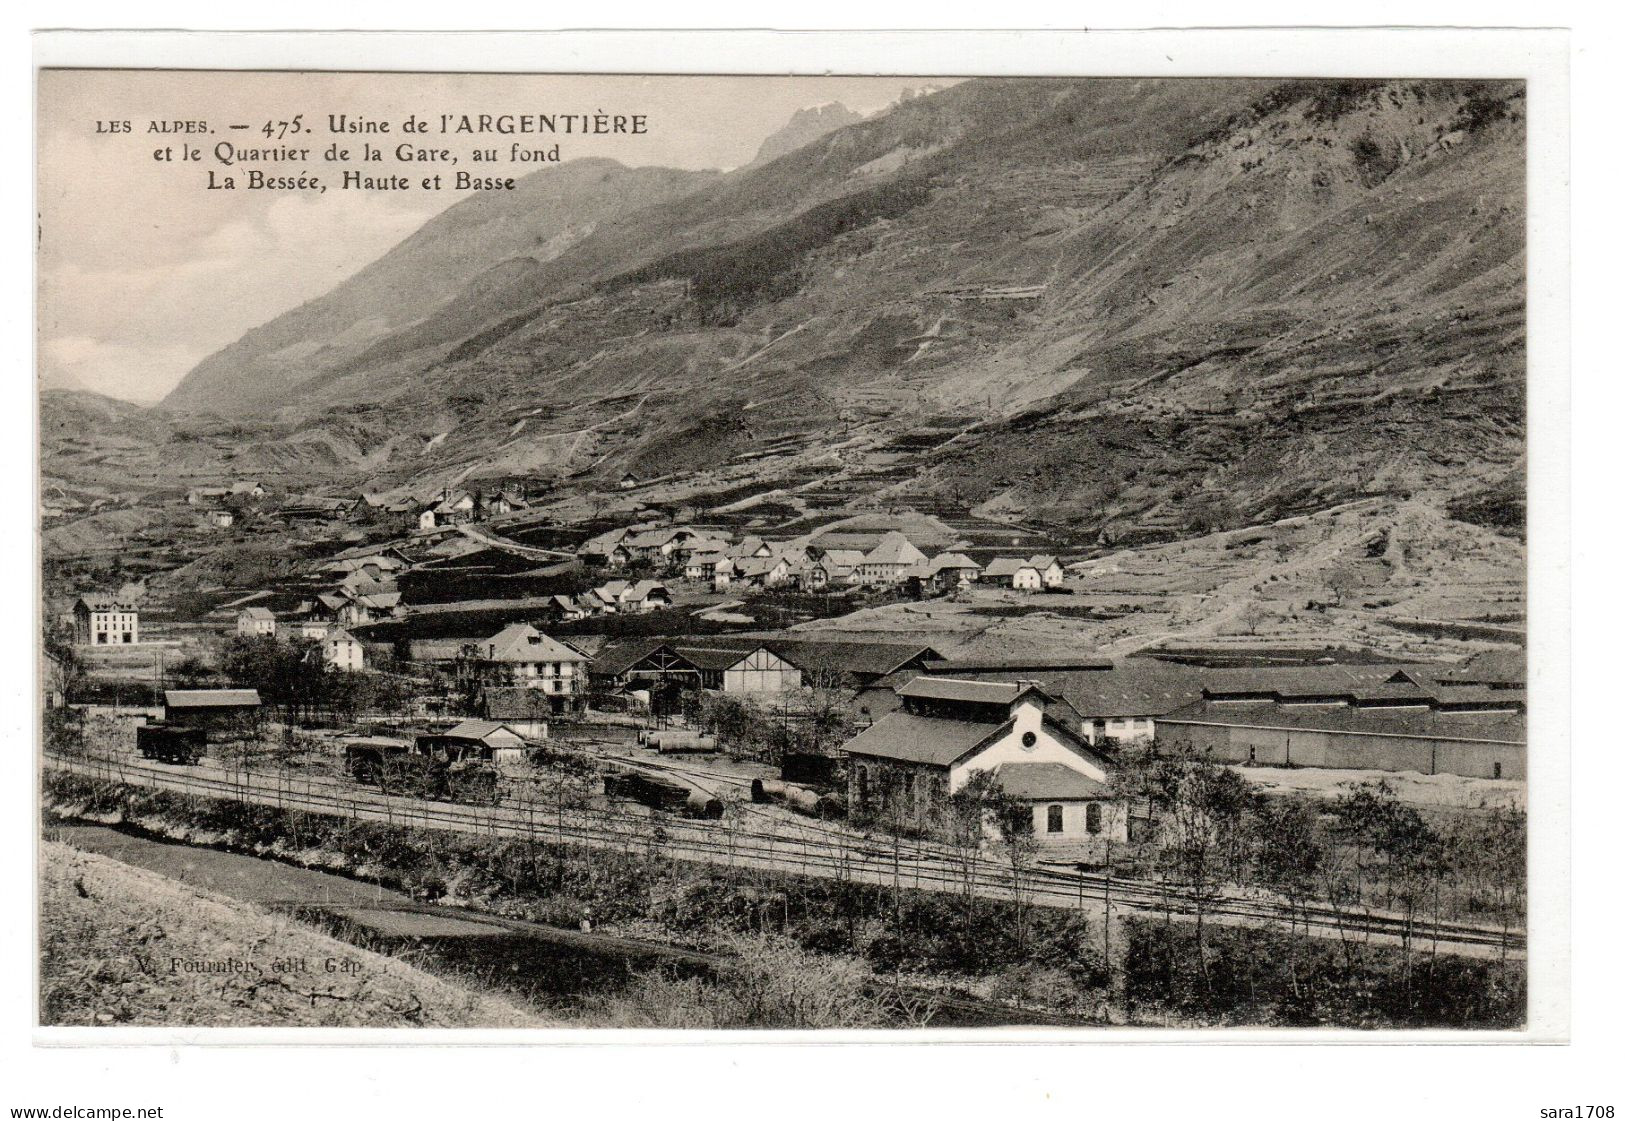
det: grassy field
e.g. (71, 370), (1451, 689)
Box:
(39, 840), (546, 1028)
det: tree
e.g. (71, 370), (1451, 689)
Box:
(1330, 780), (1444, 998)
(1248, 796), (1325, 1004)
(954, 770), (1038, 953)
(1142, 749), (1256, 995)
(1323, 562), (1362, 607)
(220, 633), (334, 726)
(42, 624), (86, 705)
(1238, 600), (1272, 636)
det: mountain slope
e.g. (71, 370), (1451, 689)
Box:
(162, 160), (720, 415)
(747, 102), (864, 168)
(148, 78), (1525, 545)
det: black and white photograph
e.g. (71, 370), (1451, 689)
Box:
(30, 32), (1565, 1052)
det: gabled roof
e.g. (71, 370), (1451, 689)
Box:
(578, 527), (629, 554)
(896, 677), (1048, 706)
(934, 662), (1207, 720)
(355, 591), (401, 610)
(763, 639), (943, 679)
(164, 689), (261, 708)
(325, 628), (360, 646)
(672, 644), (760, 671)
(1161, 699), (1526, 744)
(727, 536), (771, 558)
(817, 549), (866, 568)
(441, 719), (523, 742)
(598, 579), (632, 598)
(927, 552), (982, 574)
(1200, 664), (1418, 700)
(992, 762), (1109, 800)
(627, 579), (670, 600)
(863, 532), (927, 567)
(624, 528), (680, 549)
(239, 606), (275, 620)
(432, 491), (474, 513)
(589, 639), (671, 677)
(76, 595), (136, 612)
(842, 712), (1009, 767)
(737, 556), (788, 577)
(1028, 554), (1059, 570)
(481, 624), (588, 663)
(983, 557), (1030, 577)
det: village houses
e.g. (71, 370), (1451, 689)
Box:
(236, 606), (277, 637)
(854, 531), (928, 584)
(982, 555), (1065, 591)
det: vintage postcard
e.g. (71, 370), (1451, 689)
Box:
(33, 32), (1563, 1044)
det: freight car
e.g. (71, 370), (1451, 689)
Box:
(603, 768), (724, 819)
(135, 722), (206, 765)
(344, 738), (500, 805)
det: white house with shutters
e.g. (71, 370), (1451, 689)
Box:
(322, 628), (366, 672)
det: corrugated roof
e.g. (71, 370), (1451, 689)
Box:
(934, 663), (1207, 720)
(164, 689), (261, 708)
(992, 762), (1109, 800)
(764, 639), (942, 678)
(842, 712), (1008, 766)
(589, 639), (675, 677)
(673, 644), (759, 670)
(1161, 700), (1526, 744)
(897, 677), (1041, 706)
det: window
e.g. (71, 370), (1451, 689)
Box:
(1046, 804), (1064, 833)
(1493, 762), (1502, 779)
(1086, 803), (1103, 834)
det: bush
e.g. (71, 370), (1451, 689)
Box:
(1119, 916), (1524, 1028)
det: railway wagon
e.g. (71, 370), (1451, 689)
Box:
(603, 769), (723, 819)
(135, 722), (206, 765)
(344, 739), (500, 805)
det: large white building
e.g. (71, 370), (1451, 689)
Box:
(840, 677), (1125, 846)
(459, 624), (589, 712)
(72, 596), (139, 646)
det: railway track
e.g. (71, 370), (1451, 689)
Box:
(43, 748), (1524, 957)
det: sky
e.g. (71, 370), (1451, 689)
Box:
(36, 71), (953, 405)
